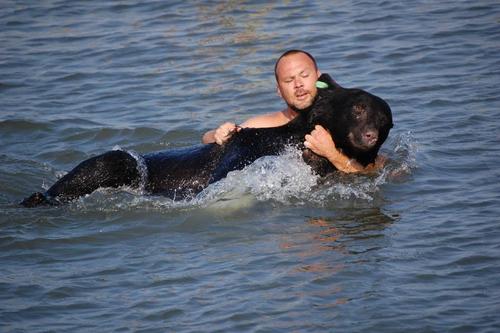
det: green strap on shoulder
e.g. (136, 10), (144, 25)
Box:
(316, 80), (329, 89)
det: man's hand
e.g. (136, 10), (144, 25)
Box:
(304, 124), (337, 161)
(213, 122), (240, 145)
(304, 125), (380, 173)
(202, 122), (241, 145)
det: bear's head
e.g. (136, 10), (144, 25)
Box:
(308, 86), (393, 167)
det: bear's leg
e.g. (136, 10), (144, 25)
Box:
(21, 150), (140, 206)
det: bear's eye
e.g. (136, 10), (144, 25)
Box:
(353, 104), (366, 118)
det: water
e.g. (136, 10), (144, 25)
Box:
(1, 1), (500, 332)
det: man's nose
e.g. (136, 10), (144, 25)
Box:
(294, 77), (303, 88)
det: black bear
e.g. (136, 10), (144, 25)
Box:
(21, 74), (393, 206)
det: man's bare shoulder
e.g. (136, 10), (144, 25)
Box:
(240, 109), (295, 128)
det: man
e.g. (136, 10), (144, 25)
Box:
(202, 50), (384, 173)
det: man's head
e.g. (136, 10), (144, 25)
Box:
(274, 50), (321, 112)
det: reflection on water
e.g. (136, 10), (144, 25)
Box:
(280, 207), (398, 260)
(280, 207), (396, 274)
(196, 2), (278, 46)
(190, 2), (289, 98)
(274, 207), (396, 312)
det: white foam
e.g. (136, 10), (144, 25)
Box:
(199, 146), (319, 205)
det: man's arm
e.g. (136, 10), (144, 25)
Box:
(201, 110), (291, 145)
(304, 125), (385, 174)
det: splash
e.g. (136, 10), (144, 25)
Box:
(199, 146), (319, 205)
(123, 148), (148, 195)
(393, 131), (418, 173)
(199, 133), (418, 206)
(69, 134), (417, 212)
(382, 131), (418, 183)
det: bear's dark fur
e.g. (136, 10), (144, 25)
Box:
(21, 74), (393, 207)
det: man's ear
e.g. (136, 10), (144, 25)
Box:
(276, 85), (282, 98)
(317, 70), (322, 78)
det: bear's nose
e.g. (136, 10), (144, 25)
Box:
(363, 130), (378, 146)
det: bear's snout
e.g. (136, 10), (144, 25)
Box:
(362, 129), (378, 146)
(348, 127), (380, 151)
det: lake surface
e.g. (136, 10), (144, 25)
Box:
(1, 1), (500, 332)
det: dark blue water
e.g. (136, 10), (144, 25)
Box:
(1, 1), (500, 332)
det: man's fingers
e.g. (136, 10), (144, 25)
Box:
(312, 125), (326, 136)
(304, 134), (317, 151)
(304, 134), (312, 143)
(214, 123), (241, 145)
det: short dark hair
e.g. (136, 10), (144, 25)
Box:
(274, 49), (318, 81)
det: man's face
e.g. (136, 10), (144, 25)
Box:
(276, 53), (320, 111)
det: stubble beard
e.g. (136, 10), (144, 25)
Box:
(288, 92), (318, 114)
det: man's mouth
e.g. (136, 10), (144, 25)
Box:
(296, 90), (309, 100)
